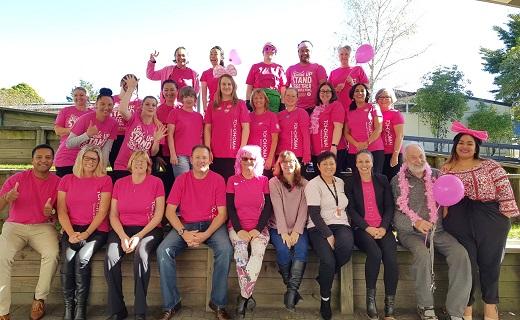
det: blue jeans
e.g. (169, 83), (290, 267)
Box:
(156, 222), (232, 310)
(269, 228), (309, 266)
(171, 155), (190, 178)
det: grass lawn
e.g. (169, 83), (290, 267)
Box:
(510, 222), (520, 239)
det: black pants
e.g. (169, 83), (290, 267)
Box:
(382, 153), (402, 182)
(336, 149), (348, 175)
(308, 224), (354, 298)
(353, 228), (398, 294)
(152, 154), (175, 197)
(346, 150), (385, 175)
(104, 227), (163, 316)
(210, 157), (236, 182)
(109, 135), (125, 169)
(56, 166), (74, 177)
(443, 198), (511, 305)
(110, 170), (131, 184)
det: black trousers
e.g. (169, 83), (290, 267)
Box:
(346, 150), (384, 175)
(109, 135), (125, 170)
(353, 228), (398, 294)
(308, 224), (354, 298)
(443, 198), (511, 305)
(382, 153), (402, 182)
(56, 166), (74, 177)
(61, 225), (107, 275)
(210, 157), (236, 182)
(104, 226), (163, 316)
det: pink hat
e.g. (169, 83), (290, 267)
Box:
(451, 121), (489, 142)
(263, 42), (277, 54)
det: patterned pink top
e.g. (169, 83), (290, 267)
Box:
(442, 159), (519, 218)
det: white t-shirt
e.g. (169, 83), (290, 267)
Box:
(304, 175), (349, 229)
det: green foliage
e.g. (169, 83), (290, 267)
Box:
(413, 65), (469, 139)
(467, 102), (513, 143)
(66, 80), (98, 102)
(0, 83), (45, 106)
(480, 14), (520, 104)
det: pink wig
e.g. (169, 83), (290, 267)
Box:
(234, 145), (265, 177)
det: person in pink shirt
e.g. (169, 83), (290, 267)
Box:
(57, 145), (112, 320)
(329, 45), (369, 108)
(309, 82), (344, 175)
(204, 74), (250, 181)
(375, 88), (404, 181)
(55, 88), (118, 174)
(286, 41), (327, 112)
(345, 150), (398, 320)
(344, 83), (384, 173)
(105, 151), (165, 320)
(201, 46), (225, 111)
(54, 87), (92, 177)
(276, 88), (311, 169)
(147, 48), (200, 104)
(167, 86), (203, 178)
(226, 145), (272, 318)
(112, 75), (167, 182)
(0, 144), (60, 320)
(245, 42), (287, 112)
(248, 89), (280, 177)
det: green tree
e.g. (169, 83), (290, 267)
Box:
(413, 65), (469, 147)
(66, 80), (98, 102)
(467, 102), (513, 144)
(480, 14), (520, 104)
(0, 83), (45, 106)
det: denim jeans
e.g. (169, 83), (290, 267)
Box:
(171, 155), (191, 178)
(156, 222), (233, 310)
(269, 228), (309, 266)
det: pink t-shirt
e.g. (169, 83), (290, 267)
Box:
(246, 62), (286, 91)
(146, 61), (200, 102)
(361, 181), (382, 227)
(167, 108), (203, 157)
(111, 96), (142, 135)
(329, 66), (369, 108)
(204, 100), (251, 158)
(156, 102), (181, 157)
(58, 174), (112, 232)
(0, 170), (60, 224)
(286, 63), (327, 109)
(381, 108), (405, 154)
(168, 170), (226, 223)
(55, 106), (92, 143)
(310, 101), (345, 156)
(112, 175), (165, 226)
(55, 112), (118, 167)
(226, 174), (269, 231)
(114, 113), (158, 170)
(277, 108), (311, 163)
(248, 111), (280, 160)
(345, 103), (384, 154)
(201, 68), (219, 105)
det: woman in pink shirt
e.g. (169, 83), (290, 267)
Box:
(248, 89), (280, 177)
(57, 145), (112, 320)
(344, 83), (384, 173)
(105, 151), (165, 320)
(345, 150), (398, 320)
(204, 74), (250, 181)
(226, 145), (272, 318)
(167, 86), (203, 178)
(201, 46), (225, 111)
(54, 87), (92, 177)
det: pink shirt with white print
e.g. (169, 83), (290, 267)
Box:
(167, 108), (203, 157)
(201, 68), (219, 105)
(114, 113), (157, 170)
(345, 103), (384, 154)
(276, 108), (311, 163)
(55, 106), (93, 143)
(248, 111), (280, 160)
(381, 108), (404, 154)
(329, 66), (369, 108)
(58, 174), (112, 232)
(226, 174), (269, 231)
(111, 95), (142, 135)
(204, 100), (250, 158)
(310, 101), (345, 156)
(246, 62), (286, 91)
(286, 63), (327, 109)
(112, 175), (165, 226)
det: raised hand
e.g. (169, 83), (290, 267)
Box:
(149, 50), (159, 63)
(154, 124), (168, 142)
(4, 182), (19, 203)
(86, 121), (99, 137)
(43, 198), (53, 216)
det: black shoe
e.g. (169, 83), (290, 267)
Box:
(366, 288), (378, 320)
(134, 314), (145, 320)
(105, 309), (128, 320)
(158, 301), (182, 320)
(320, 298), (332, 320)
(384, 295), (396, 319)
(236, 295), (248, 319)
(208, 301), (231, 320)
(246, 295), (256, 311)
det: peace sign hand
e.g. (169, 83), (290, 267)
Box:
(149, 50), (159, 63)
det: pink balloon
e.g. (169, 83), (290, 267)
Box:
(228, 49), (242, 65)
(433, 175), (465, 206)
(355, 44), (375, 64)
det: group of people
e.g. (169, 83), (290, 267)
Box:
(0, 40), (518, 320)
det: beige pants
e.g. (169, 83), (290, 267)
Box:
(0, 222), (59, 315)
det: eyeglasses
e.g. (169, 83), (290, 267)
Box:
(83, 156), (99, 163)
(241, 157), (256, 162)
(377, 96), (391, 99)
(320, 90), (332, 94)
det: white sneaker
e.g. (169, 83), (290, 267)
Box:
(417, 306), (438, 320)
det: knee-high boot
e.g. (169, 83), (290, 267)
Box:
(285, 261), (306, 311)
(61, 273), (75, 320)
(74, 270), (91, 320)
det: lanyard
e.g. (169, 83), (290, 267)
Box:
(320, 175), (338, 207)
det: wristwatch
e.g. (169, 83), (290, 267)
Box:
(178, 228), (186, 235)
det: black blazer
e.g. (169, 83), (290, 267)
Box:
(345, 173), (394, 230)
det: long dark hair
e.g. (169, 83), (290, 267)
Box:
(211, 46), (225, 66)
(316, 81), (338, 106)
(349, 83), (370, 110)
(446, 133), (482, 164)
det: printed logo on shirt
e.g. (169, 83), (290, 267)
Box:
(67, 114), (79, 128)
(112, 103), (137, 128)
(292, 122), (299, 149)
(322, 120), (330, 149)
(231, 119), (238, 152)
(291, 71), (314, 97)
(383, 119), (393, 146)
(93, 191), (101, 218)
(128, 125), (154, 151)
(148, 200), (156, 222)
(261, 130), (269, 159)
(82, 133), (111, 148)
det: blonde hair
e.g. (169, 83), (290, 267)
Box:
(250, 88), (270, 111)
(73, 145), (106, 177)
(127, 151), (152, 175)
(375, 88), (397, 104)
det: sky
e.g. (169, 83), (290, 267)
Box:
(0, 0), (518, 103)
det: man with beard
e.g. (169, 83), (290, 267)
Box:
(391, 143), (471, 320)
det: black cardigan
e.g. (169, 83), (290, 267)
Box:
(345, 173), (394, 230)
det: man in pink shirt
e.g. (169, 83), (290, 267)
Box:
(156, 145), (232, 320)
(286, 41), (328, 112)
(0, 144), (60, 320)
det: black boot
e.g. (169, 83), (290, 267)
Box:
(366, 288), (378, 320)
(285, 261), (306, 311)
(384, 295), (396, 319)
(61, 273), (75, 320)
(236, 295), (248, 319)
(74, 271), (91, 320)
(320, 297), (332, 320)
(277, 263), (290, 285)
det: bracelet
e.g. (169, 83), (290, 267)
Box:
(331, 144), (337, 147)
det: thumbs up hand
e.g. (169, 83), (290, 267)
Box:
(43, 197), (54, 216)
(4, 182), (19, 203)
(86, 121), (99, 137)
